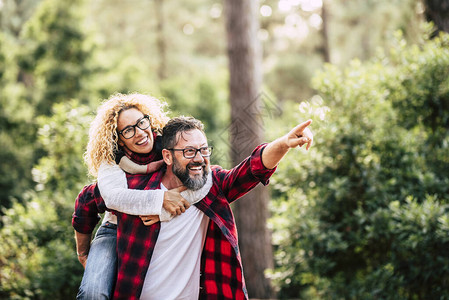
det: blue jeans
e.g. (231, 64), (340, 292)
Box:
(77, 222), (117, 300)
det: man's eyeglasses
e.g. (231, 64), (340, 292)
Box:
(118, 115), (151, 139)
(168, 146), (213, 159)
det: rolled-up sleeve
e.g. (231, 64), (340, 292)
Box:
(215, 143), (277, 202)
(71, 184), (103, 234)
(249, 143), (277, 186)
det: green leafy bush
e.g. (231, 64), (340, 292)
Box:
(270, 31), (449, 299)
(0, 101), (91, 299)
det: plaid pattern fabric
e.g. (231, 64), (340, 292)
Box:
(72, 184), (102, 234)
(113, 171), (162, 298)
(195, 144), (274, 299)
(72, 144), (276, 299)
(199, 221), (246, 299)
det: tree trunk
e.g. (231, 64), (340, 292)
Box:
(321, 0), (331, 63)
(224, 0), (274, 298)
(423, 0), (449, 36)
(154, 0), (167, 80)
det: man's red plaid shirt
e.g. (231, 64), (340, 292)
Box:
(72, 144), (276, 299)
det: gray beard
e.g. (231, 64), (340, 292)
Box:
(172, 158), (209, 191)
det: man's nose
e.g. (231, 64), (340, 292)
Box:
(192, 150), (204, 162)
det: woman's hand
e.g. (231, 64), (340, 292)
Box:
(139, 215), (161, 226)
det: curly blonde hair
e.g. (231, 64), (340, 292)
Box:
(85, 93), (170, 177)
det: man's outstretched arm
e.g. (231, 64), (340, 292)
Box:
(262, 119), (313, 169)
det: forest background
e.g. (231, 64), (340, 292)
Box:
(0, 0), (448, 299)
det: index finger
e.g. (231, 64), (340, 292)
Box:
(169, 186), (187, 193)
(292, 119), (312, 136)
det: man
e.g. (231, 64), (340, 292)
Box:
(73, 116), (313, 299)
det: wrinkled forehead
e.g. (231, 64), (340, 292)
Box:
(175, 129), (207, 148)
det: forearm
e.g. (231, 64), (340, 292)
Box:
(119, 156), (148, 174)
(98, 163), (165, 215)
(102, 186), (165, 216)
(75, 231), (92, 256)
(261, 135), (290, 169)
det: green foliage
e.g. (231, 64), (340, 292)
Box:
(0, 101), (91, 299)
(33, 101), (92, 192)
(0, 195), (82, 299)
(270, 31), (449, 299)
(0, 0), (127, 209)
(19, 0), (97, 115)
(0, 0), (103, 209)
(159, 71), (231, 167)
(388, 32), (449, 143)
(0, 0), (41, 37)
(359, 196), (449, 299)
(0, 32), (37, 209)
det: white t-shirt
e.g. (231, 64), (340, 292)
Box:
(140, 184), (210, 300)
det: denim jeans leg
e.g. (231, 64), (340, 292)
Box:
(76, 222), (117, 300)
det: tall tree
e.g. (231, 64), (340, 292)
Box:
(224, 0), (274, 298)
(321, 0), (331, 63)
(154, 0), (167, 80)
(423, 0), (449, 36)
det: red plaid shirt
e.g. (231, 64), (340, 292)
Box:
(72, 144), (275, 299)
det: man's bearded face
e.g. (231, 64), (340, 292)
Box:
(172, 156), (209, 190)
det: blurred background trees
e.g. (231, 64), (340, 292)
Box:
(224, 0), (274, 297)
(0, 0), (448, 298)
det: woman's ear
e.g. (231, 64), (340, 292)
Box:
(162, 149), (173, 165)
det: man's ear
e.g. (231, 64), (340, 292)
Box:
(162, 149), (173, 165)
(118, 138), (124, 147)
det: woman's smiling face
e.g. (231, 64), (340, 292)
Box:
(117, 108), (154, 154)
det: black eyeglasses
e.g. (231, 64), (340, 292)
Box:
(168, 146), (213, 159)
(118, 115), (151, 139)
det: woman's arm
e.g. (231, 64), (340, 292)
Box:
(118, 157), (213, 207)
(118, 156), (165, 174)
(97, 163), (168, 217)
(98, 160), (213, 221)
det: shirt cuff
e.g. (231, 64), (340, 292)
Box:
(72, 214), (100, 234)
(160, 209), (173, 222)
(250, 143), (277, 186)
